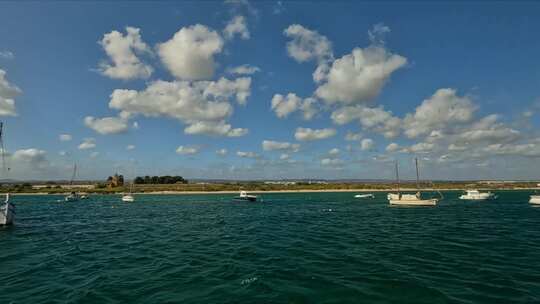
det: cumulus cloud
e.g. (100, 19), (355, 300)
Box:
(284, 24), (333, 63)
(227, 64), (260, 75)
(294, 127), (336, 141)
(271, 93), (318, 120)
(176, 145), (200, 155)
(224, 15), (250, 40)
(90, 151), (100, 158)
(126, 145), (135, 150)
(328, 148), (340, 156)
(0, 69), (21, 116)
(0, 51), (14, 60)
(331, 106), (401, 138)
(402, 142), (434, 154)
(386, 143), (400, 152)
(59, 134), (72, 142)
(84, 116), (129, 135)
(403, 88), (476, 139)
(345, 132), (362, 141)
(321, 158), (344, 166)
(262, 140), (300, 152)
(108, 77), (250, 137)
(78, 138), (96, 150)
(98, 27), (153, 80)
(360, 138), (374, 151)
(279, 153), (289, 160)
(315, 46), (407, 104)
(237, 151), (258, 158)
(157, 24), (224, 80)
(12, 148), (49, 170)
(216, 148), (228, 156)
(457, 114), (520, 144)
(368, 23), (391, 45)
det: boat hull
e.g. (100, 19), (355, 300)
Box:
(122, 195), (135, 202)
(0, 202), (15, 225)
(355, 194), (374, 199)
(529, 195), (540, 204)
(389, 199), (437, 206)
(233, 196), (257, 202)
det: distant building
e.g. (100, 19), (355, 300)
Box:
(107, 173), (124, 188)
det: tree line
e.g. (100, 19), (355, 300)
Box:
(133, 175), (188, 184)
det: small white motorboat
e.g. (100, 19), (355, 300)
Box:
(459, 190), (496, 201)
(122, 194), (135, 202)
(0, 193), (14, 226)
(233, 191), (258, 202)
(529, 195), (540, 205)
(64, 191), (80, 202)
(354, 194), (374, 199)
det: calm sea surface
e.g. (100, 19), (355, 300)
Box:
(1, 191), (540, 303)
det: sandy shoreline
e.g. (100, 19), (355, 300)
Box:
(5, 188), (539, 196)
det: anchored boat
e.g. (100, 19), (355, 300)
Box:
(459, 190), (496, 201)
(233, 191), (258, 202)
(0, 122), (14, 225)
(387, 158), (441, 206)
(529, 195), (540, 205)
(354, 194), (375, 199)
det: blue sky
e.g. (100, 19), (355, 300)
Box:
(1, 1), (540, 181)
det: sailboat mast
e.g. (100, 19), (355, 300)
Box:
(395, 160), (400, 194)
(70, 163), (77, 185)
(415, 157), (420, 190)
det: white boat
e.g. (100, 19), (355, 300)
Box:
(0, 122), (14, 225)
(64, 164), (80, 202)
(122, 194), (134, 202)
(233, 191), (258, 202)
(388, 158), (440, 206)
(529, 195), (540, 204)
(0, 193), (14, 226)
(64, 191), (80, 202)
(354, 194), (374, 199)
(459, 190), (496, 201)
(122, 179), (135, 202)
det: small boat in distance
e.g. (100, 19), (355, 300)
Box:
(233, 191), (258, 202)
(0, 122), (14, 226)
(122, 179), (135, 202)
(64, 163), (80, 202)
(529, 194), (540, 205)
(388, 158), (440, 206)
(354, 194), (374, 199)
(459, 190), (496, 201)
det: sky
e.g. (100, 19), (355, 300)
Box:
(1, 1), (540, 181)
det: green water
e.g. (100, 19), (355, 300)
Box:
(1, 191), (540, 303)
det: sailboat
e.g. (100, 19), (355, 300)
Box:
(387, 158), (440, 206)
(64, 163), (80, 202)
(0, 122), (14, 226)
(122, 180), (135, 202)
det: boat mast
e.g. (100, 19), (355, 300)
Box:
(70, 163), (77, 185)
(0, 122), (6, 173)
(415, 157), (420, 190)
(395, 160), (400, 195)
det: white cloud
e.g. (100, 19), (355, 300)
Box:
(271, 93), (318, 120)
(279, 153), (289, 160)
(360, 138), (374, 151)
(0, 51), (14, 60)
(368, 23), (391, 45)
(457, 114), (520, 144)
(403, 88), (476, 139)
(402, 142), (434, 154)
(12, 148), (49, 169)
(237, 151), (258, 158)
(78, 138), (96, 150)
(294, 127), (336, 141)
(157, 24), (224, 80)
(126, 145), (135, 150)
(0, 69), (21, 116)
(227, 64), (260, 75)
(328, 148), (340, 156)
(216, 148), (228, 156)
(331, 106), (401, 138)
(224, 15), (250, 40)
(386, 143), (400, 152)
(262, 140), (300, 152)
(315, 46), (407, 104)
(321, 158), (343, 166)
(176, 145), (200, 155)
(448, 143), (467, 151)
(108, 77), (250, 137)
(483, 143), (540, 158)
(132, 121), (139, 129)
(98, 27), (153, 80)
(59, 134), (72, 142)
(84, 116), (129, 135)
(283, 24), (333, 63)
(90, 151), (100, 158)
(184, 121), (248, 137)
(345, 132), (362, 141)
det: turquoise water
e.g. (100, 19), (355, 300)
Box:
(1, 191), (540, 303)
